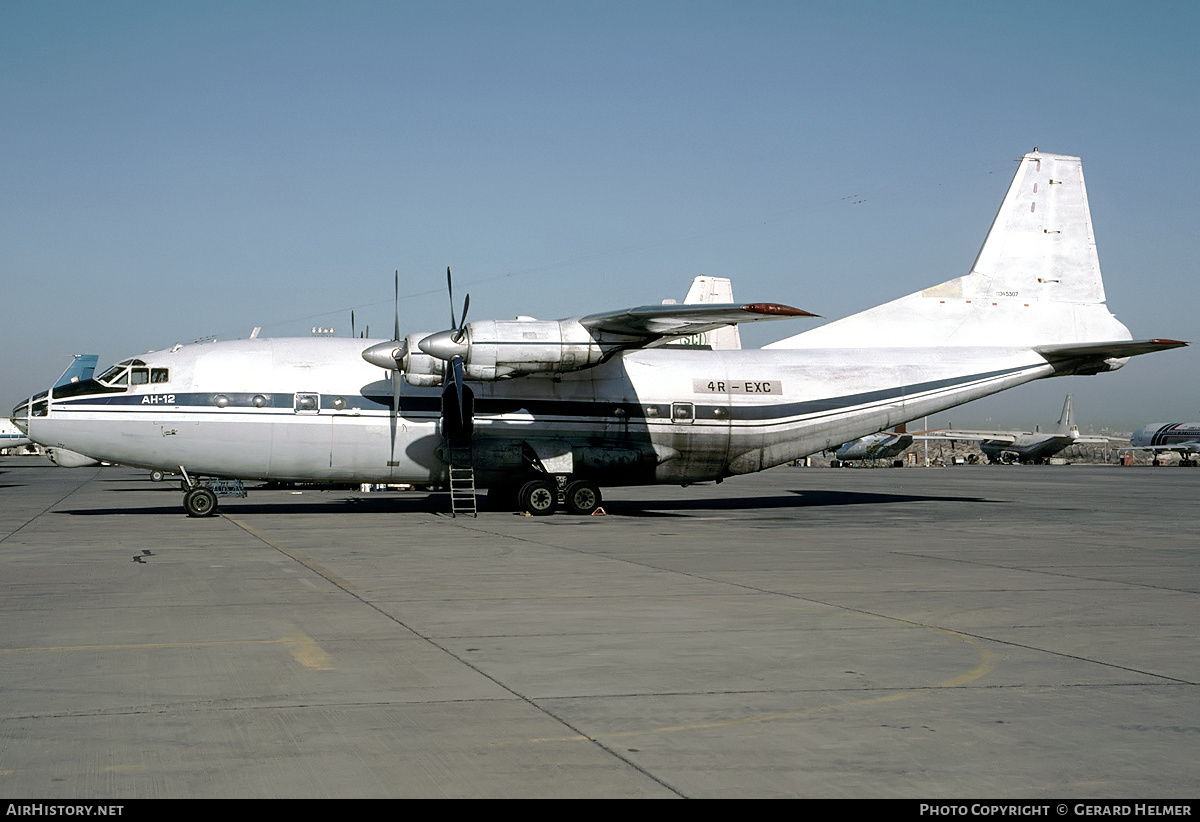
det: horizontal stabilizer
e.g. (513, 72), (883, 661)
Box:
(1035, 338), (1187, 366)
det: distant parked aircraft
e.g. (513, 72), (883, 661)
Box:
(1128, 423), (1200, 466)
(917, 394), (1106, 464)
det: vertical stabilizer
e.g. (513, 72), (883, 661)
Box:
(662, 276), (743, 350)
(768, 151), (1131, 350)
(1056, 394), (1074, 435)
(687, 276), (741, 350)
(968, 153), (1104, 304)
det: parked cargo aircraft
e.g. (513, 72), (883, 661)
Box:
(916, 394), (1107, 464)
(11, 152), (1186, 516)
(1129, 423), (1200, 466)
(832, 426), (913, 464)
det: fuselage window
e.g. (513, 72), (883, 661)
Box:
(672, 402), (695, 422)
(130, 368), (149, 385)
(151, 369), (169, 383)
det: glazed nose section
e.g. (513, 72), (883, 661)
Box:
(11, 396), (33, 431)
(12, 390), (50, 428)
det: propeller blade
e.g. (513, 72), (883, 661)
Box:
(389, 369), (400, 469)
(447, 267), (457, 332)
(451, 354), (465, 416)
(453, 293), (470, 343)
(393, 270), (401, 343)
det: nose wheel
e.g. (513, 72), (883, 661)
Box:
(183, 486), (218, 518)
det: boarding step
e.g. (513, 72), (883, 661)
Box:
(449, 466), (478, 518)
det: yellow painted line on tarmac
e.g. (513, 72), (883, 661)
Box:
(0, 629), (337, 671)
(282, 629), (336, 670)
(0, 639), (285, 653)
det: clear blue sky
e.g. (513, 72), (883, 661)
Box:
(3, 1), (1196, 431)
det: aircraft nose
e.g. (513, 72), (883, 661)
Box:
(11, 398), (31, 432)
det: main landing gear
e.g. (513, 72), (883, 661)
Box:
(498, 477), (604, 516)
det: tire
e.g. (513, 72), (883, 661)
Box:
(517, 479), (556, 516)
(563, 480), (602, 515)
(184, 487), (218, 518)
(150, 470), (165, 483)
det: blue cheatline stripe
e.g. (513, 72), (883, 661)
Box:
(1151, 424), (1200, 446)
(49, 364), (1035, 424)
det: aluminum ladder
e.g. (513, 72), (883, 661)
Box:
(449, 465), (478, 517)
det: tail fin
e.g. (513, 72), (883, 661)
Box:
(768, 151), (1131, 350)
(1057, 394), (1074, 432)
(662, 276), (743, 350)
(1060, 391), (1080, 436)
(1055, 393), (1085, 437)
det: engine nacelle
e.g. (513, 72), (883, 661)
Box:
(398, 333), (447, 387)
(418, 319), (610, 381)
(362, 333), (447, 387)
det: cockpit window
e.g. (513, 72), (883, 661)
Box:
(97, 365), (127, 385)
(96, 362), (167, 387)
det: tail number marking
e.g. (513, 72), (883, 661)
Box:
(141, 394), (177, 405)
(694, 380), (781, 394)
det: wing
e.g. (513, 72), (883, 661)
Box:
(580, 303), (817, 338)
(1139, 440), (1200, 454)
(912, 431), (1018, 445)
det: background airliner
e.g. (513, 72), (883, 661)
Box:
(1128, 423), (1200, 466)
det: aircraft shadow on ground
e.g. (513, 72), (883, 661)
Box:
(607, 489), (999, 517)
(56, 487), (997, 517)
(59, 493), (447, 517)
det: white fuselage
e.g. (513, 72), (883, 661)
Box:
(16, 336), (1058, 487)
(1130, 423), (1200, 454)
(1, 418), (32, 451)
